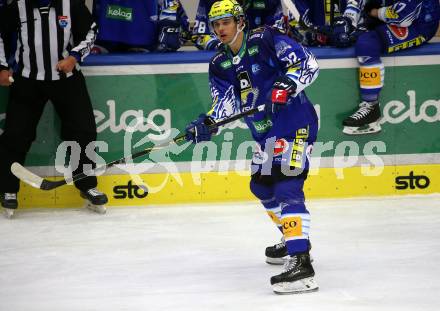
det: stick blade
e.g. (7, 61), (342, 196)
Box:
(10, 162), (44, 189)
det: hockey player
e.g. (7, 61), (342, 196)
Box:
(185, 0), (319, 294)
(156, 0), (191, 51)
(342, 0), (440, 134)
(92, 0), (190, 53)
(192, 0), (285, 50)
(0, 0), (108, 218)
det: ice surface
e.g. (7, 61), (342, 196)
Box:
(1, 195), (439, 311)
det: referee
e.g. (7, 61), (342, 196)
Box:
(0, 0), (108, 217)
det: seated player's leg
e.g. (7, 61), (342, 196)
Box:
(343, 29), (384, 135)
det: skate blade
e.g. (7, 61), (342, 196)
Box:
(266, 254), (314, 265)
(343, 122), (381, 135)
(272, 277), (319, 295)
(3, 208), (15, 219)
(266, 256), (288, 265)
(85, 202), (107, 214)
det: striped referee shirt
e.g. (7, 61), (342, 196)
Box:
(0, 0), (97, 81)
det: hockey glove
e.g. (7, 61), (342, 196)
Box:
(270, 76), (297, 113)
(304, 26), (330, 46)
(185, 114), (217, 144)
(157, 20), (181, 52)
(330, 16), (355, 48)
(192, 34), (222, 51)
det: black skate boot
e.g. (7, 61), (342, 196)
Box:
(342, 101), (381, 135)
(271, 252), (318, 294)
(265, 239), (288, 265)
(80, 188), (108, 214)
(1, 193), (18, 219)
(266, 239), (313, 265)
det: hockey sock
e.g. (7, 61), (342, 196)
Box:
(263, 199), (283, 232)
(250, 179), (283, 232)
(358, 57), (384, 102)
(281, 205), (310, 255)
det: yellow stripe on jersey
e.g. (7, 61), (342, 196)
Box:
(290, 127), (309, 168)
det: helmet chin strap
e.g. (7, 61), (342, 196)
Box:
(226, 21), (245, 47)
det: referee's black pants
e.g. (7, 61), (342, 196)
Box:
(0, 71), (98, 193)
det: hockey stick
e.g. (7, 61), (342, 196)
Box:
(11, 104), (266, 191)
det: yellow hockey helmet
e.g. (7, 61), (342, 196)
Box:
(208, 0), (245, 24)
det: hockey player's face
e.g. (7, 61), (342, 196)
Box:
(212, 17), (238, 44)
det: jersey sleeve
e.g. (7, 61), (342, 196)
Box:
(291, 0), (313, 27)
(70, 0), (98, 62)
(377, 0), (423, 27)
(159, 0), (189, 29)
(0, 1), (18, 70)
(263, 2), (286, 32)
(0, 33), (8, 70)
(207, 57), (239, 121)
(193, 0), (210, 36)
(270, 29), (319, 95)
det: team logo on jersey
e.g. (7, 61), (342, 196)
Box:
(58, 16), (69, 28)
(273, 138), (289, 156)
(387, 25), (408, 40)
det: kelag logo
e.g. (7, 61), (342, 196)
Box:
(395, 171), (430, 190)
(113, 180), (148, 199)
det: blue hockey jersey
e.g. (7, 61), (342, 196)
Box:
(93, 0), (158, 46)
(93, 0), (190, 47)
(208, 26), (319, 145)
(374, 0), (440, 27)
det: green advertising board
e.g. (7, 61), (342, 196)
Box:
(1, 55), (439, 170)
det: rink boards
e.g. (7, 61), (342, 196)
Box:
(0, 45), (439, 207)
(14, 163), (440, 208)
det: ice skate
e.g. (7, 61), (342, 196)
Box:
(342, 101), (381, 135)
(80, 188), (108, 214)
(3, 207), (15, 219)
(266, 239), (313, 265)
(271, 252), (318, 294)
(265, 239), (288, 265)
(1, 193), (18, 219)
